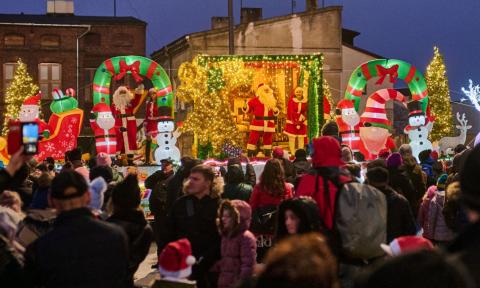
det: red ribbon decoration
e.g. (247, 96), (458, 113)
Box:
(114, 60), (143, 83)
(375, 64), (399, 85)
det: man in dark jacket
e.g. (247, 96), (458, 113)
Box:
(366, 166), (417, 242)
(162, 164), (221, 288)
(448, 145), (480, 287)
(24, 170), (129, 288)
(386, 153), (419, 216)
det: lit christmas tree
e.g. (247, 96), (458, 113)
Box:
(425, 46), (454, 142)
(2, 59), (39, 135)
(323, 77), (334, 119)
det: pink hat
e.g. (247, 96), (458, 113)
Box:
(272, 147), (284, 159)
(96, 152), (112, 167)
(158, 238), (196, 279)
(381, 236), (434, 256)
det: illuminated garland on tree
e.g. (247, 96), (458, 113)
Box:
(425, 47), (454, 142)
(2, 59), (39, 135)
(323, 78), (334, 119)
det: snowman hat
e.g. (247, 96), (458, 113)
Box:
(158, 238), (196, 279)
(361, 89), (406, 131)
(22, 93), (41, 106)
(380, 236), (434, 257)
(335, 99), (356, 115)
(407, 100), (424, 117)
(92, 99), (111, 114)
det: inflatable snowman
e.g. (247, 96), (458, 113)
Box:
(404, 101), (433, 161)
(154, 120), (181, 164)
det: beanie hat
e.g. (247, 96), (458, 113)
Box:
(380, 236), (433, 256)
(386, 152), (403, 168)
(436, 174), (448, 190)
(321, 121), (339, 138)
(88, 176), (107, 210)
(361, 89), (406, 131)
(96, 152), (112, 167)
(112, 174), (141, 210)
(273, 147), (284, 159)
(158, 238), (196, 279)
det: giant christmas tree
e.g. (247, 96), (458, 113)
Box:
(425, 46), (454, 142)
(2, 59), (39, 135)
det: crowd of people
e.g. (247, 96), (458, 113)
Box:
(0, 135), (480, 288)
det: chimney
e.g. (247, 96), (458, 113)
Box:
(47, 0), (74, 15)
(240, 8), (262, 24)
(211, 17), (230, 30)
(306, 0), (318, 11)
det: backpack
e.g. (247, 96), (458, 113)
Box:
(312, 169), (387, 260)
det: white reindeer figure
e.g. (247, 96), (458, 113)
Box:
(438, 113), (472, 155)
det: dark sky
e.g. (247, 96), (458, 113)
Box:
(2, 0), (480, 100)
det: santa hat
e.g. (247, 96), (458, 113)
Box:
(335, 99), (355, 115)
(52, 88), (64, 100)
(407, 100), (424, 117)
(158, 238), (196, 279)
(22, 93), (41, 106)
(361, 89), (406, 130)
(92, 99), (111, 114)
(380, 236), (434, 256)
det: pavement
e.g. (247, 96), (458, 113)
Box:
(134, 243), (160, 287)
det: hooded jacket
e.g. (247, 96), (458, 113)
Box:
(275, 197), (321, 241)
(217, 200), (257, 288)
(296, 136), (350, 230)
(418, 187), (455, 242)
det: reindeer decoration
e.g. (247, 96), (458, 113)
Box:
(438, 113), (472, 155)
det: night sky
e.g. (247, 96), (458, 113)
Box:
(2, 0), (480, 100)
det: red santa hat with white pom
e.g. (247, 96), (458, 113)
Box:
(92, 98), (112, 114)
(158, 238), (196, 279)
(22, 92), (42, 107)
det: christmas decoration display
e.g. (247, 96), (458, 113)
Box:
(154, 120), (181, 164)
(243, 83), (280, 157)
(438, 113), (471, 155)
(359, 89), (406, 158)
(323, 78), (334, 120)
(111, 85), (144, 158)
(0, 137), (9, 164)
(221, 140), (243, 158)
(345, 59), (429, 111)
(144, 88), (160, 138)
(425, 47), (454, 142)
(404, 100), (434, 160)
(90, 99), (117, 156)
(336, 99), (361, 153)
(18, 93), (51, 139)
(462, 79), (480, 111)
(176, 54), (323, 157)
(51, 87), (78, 114)
(284, 87), (308, 155)
(2, 59), (39, 135)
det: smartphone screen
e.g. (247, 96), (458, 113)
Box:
(22, 122), (39, 155)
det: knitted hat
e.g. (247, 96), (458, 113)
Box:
(386, 152), (403, 168)
(112, 174), (141, 210)
(436, 174), (448, 190)
(273, 147), (284, 159)
(96, 152), (112, 167)
(380, 236), (433, 256)
(23, 93), (41, 106)
(158, 238), (196, 279)
(361, 89), (406, 131)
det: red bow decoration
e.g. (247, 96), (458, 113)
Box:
(376, 64), (399, 85)
(114, 60), (143, 83)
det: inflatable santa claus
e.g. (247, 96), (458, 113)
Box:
(90, 100), (117, 156)
(19, 92), (50, 139)
(243, 83), (279, 157)
(336, 99), (361, 153)
(284, 87), (308, 155)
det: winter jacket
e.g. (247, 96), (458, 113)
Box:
(222, 183), (253, 202)
(293, 159), (311, 176)
(24, 207), (129, 288)
(146, 169), (175, 218)
(275, 197), (321, 241)
(108, 209), (153, 287)
(418, 189), (455, 242)
(16, 208), (56, 248)
(217, 200), (257, 288)
(162, 194), (221, 282)
(388, 167), (417, 214)
(296, 136), (350, 230)
(0, 234), (28, 287)
(376, 186), (417, 242)
(447, 221), (480, 287)
(0, 169), (12, 194)
(249, 183), (293, 211)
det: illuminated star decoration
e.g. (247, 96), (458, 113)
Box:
(461, 79), (480, 111)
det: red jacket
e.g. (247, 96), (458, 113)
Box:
(244, 97), (277, 133)
(249, 183), (293, 211)
(284, 96), (307, 137)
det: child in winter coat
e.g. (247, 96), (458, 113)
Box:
(417, 174), (456, 244)
(215, 200), (257, 288)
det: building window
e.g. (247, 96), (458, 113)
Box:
(3, 63), (19, 96)
(84, 68), (97, 103)
(85, 33), (101, 46)
(4, 34), (25, 47)
(112, 33), (133, 47)
(38, 63), (61, 99)
(41, 34), (60, 48)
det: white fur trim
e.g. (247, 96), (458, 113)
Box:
(158, 266), (192, 279)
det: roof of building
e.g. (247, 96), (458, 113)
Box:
(342, 42), (384, 59)
(0, 13), (146, 25)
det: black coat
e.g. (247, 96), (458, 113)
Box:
(0, 169), (12, 194)
(108, 210), (153, 287)
(388, 167), (418, 215)
(447, 221), (480, 287)
(162, 194), (221, 278)
(25, 207), (129, 288)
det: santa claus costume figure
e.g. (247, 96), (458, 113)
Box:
(19, 92), (50, 139)
(111, 84), (144, 162)
(243, 83), (279, 157)
(90, 99), (117, 156)
(284, 87), (308, 155)
(335, 99), (361, 153)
